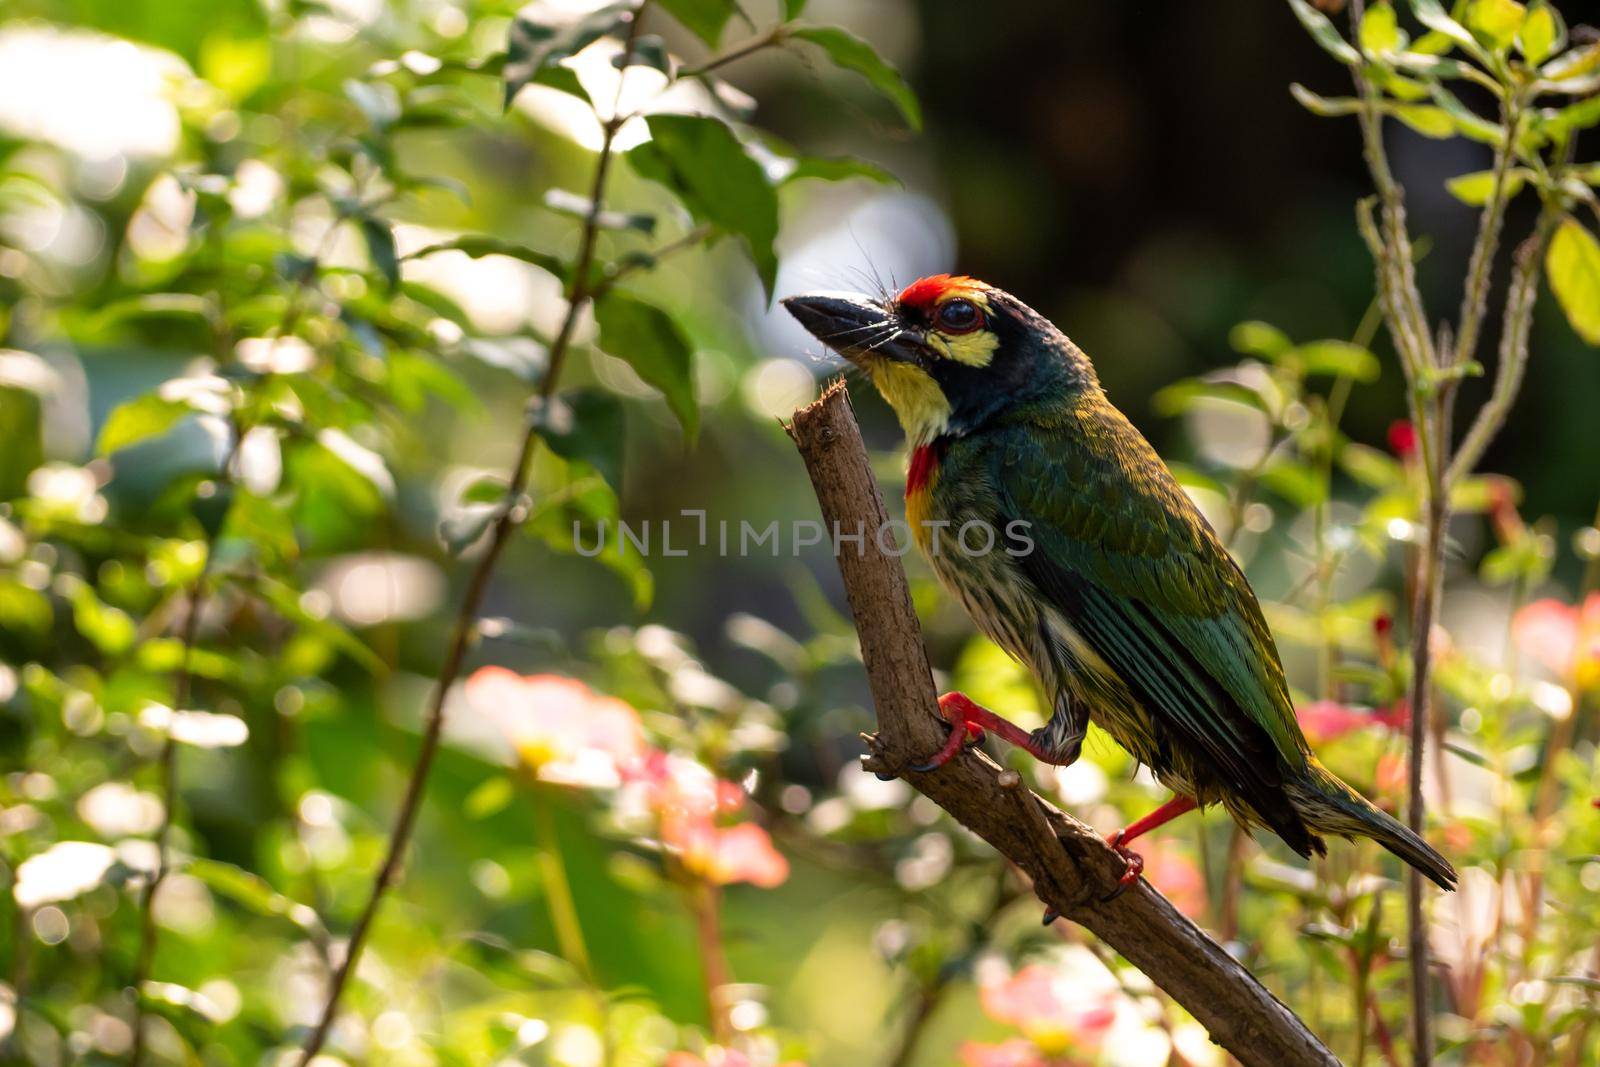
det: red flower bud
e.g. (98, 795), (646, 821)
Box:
(1387, 420), (1418, 459)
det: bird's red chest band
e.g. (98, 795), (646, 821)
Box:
(906, 443), (941, 496)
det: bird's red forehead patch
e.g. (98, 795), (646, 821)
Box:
(896, 274), (984, 310)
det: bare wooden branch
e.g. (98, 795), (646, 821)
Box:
(786, 380), (1339, 1067)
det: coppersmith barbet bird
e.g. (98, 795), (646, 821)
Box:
(784, 275), (1456, 894)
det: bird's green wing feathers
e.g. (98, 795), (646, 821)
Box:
(985, 401), (1309, 791)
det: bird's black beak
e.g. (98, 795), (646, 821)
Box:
(781, 291), (927, 365)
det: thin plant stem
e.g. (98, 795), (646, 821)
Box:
(678, 27), (783, 79)
(589, 223), (713, 300)
(1451, 98), (1520, 375)
(128, 427), (240, 1067)
(886, 862), (1017, 1067)
(688, 881), (733, 1044)
(291, 8), (650, 1061)
(532, 790), (594, 980)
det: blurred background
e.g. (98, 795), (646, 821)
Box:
(3, 0), (1599, 1065)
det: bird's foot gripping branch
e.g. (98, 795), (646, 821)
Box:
(786, 379), (1340, 1067)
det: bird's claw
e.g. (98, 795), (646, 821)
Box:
(908, 709), (986, 773)
(1100, 828), (1144, 902)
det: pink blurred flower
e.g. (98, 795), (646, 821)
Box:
(1375, 751), (1407, 798)
(464, 667), (646, 788)
(631, 749), (746, 821)
(668, 1051), (804, 1067)
(960, 1039), (1068, 1067)
(1296, 699), (1408, 746)
(628, 750), (789, 888)
(667, 817), (790, 888)
(978, 963), (1116, 1056)
(1140, 844), (1206, 918)
(1513, 594), (1600, 690)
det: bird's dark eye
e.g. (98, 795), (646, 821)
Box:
(936, 298), (982, 334)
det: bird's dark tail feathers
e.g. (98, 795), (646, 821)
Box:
(1290, 759), (1457, 891)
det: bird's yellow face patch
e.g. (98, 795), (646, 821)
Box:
(868, 359), (951, 446)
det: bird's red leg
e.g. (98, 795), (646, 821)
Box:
(1103, 794), (1199, 898)
(909, 691), (1055, 773)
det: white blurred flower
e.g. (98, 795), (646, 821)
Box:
(894, 831), (953, 891)
(838, 762), (909, 810)
(0, 349), (61, 395)
(514, 36), (732, 151)
(235, 425), (282, 495)
(0, 519), (23, 565)
(0, 26), (189, 160)
(13, 841), (115, 907)
(227, 160), (283, 219)
(127, 174), (195, 261)
(26, 463), (106, 523)
(77, 782), (164, 837)
(397, 224), (559, 336)
(139, 703), (249, 748)
(741, 358), (817, 420)
(1053, 759), (1108, 805)
(236, 336), (316, 375)
(313, 552), (444, 627)
(158, 372), (234, 415)
(152, 874), (214, 935)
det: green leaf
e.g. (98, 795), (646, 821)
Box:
(360, 216), (399, 290)
(1230, 320), (1293, 359)
(187, 859), (323, 934)
(1424, 84), (1505, 143)
(406, 235), (568, 282)
(1392, 103), (1457, 138)
(1286, 0), (1362, 64)
(544, 188), (655, 233)
(779, 155), (897, 186)
(1541, 41), (1600, 81)
(1360, 2), (1405, 55)
(1540, 95), (1600, 141)
(504, 1), (631, 109)
(1289, 340), (1381, 382)
(1290, 83), (1363, 118)
(64, 577), (137, 655)
(440, 502), (500, 555)
(1445, 167), (1529, 204)
(0, 383), (43, 500)
(1546, 217), (1600, 345)
(628, 114), (778, 297)
(1260, 457), (1327, 508)
(344, 78), (400, 129)
(654, 0), (736, 46)
(1464, 0), (1525, 50)
(1408, 0), (1487, 58)
(1339, 442), (1404, 489)
(533, 389), (626, 492)
(98, 395), (192, 455)
(594, 291), (698, 440)
(1151, 379), (1271, 418)
(785, 25), (922, 130)
(465, 776), (516, 819)
(531, 476), (653, 610)
(783, 0), (807, 16)
(1517, 2), (1563, 64)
